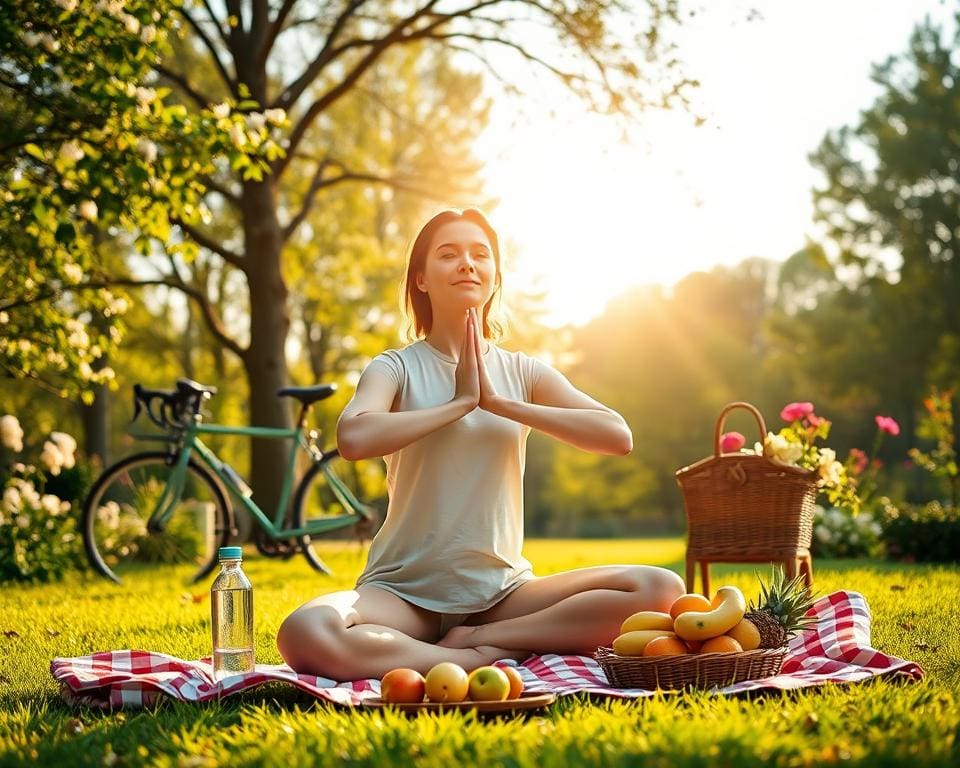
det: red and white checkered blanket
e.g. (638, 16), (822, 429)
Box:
(51, 590), (922, 710)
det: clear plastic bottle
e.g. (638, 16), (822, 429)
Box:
(210, 546), (254, 680)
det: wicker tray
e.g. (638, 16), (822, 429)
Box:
(675, 402), (818, 556)
(595, 646), (787, 690)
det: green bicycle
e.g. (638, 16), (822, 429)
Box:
(81, 378), (380, 585)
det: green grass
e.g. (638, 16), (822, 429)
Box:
(1, 539), (958, 767)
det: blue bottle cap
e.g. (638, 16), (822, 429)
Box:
(218, 546), (243, 561)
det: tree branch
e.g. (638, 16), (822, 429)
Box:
(198, 174), (242, 208)
(152, 63), (213, 109)
(177, 6), (238, 98)
(281, 156), (332, 241)
(171, 217), (245, 269)
(256, 0), (298, 70)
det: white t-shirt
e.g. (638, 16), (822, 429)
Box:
(354, 339), (546, 613)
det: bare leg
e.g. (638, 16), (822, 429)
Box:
(439, 565), (686, 655)
(277, 585), (527, 681)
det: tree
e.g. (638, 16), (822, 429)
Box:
(91, 0), (694, 511)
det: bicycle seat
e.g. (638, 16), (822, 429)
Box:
(277, 383), (338, 405)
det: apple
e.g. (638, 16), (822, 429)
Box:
(467, 665), (510, 702)
(424, 662), (469, 703)
(380, 668), (426, 704)
(499, 665), (524, 699)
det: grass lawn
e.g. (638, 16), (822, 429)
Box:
(2, 538), (958, 766)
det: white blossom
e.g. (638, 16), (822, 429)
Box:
(764, 432), (802, 466)
(245, 112), (266, 131)
(39, 33), (60, 53)
(63, 262), (83, 283)
(79, 200), (98, 221)
(264, 108), (286, 126)
(815, 526), (832, 543)
(818, 448), (836, 466)
(41, 494), (62, 516)
(16, 514), (30, 529)
(0, 312), (8, 324)
(54, 0), (78, 10)
(3, 486), (22, 514)
(40, 441), (65, 476)
(229, 122), (246, 148)
(59, 140), (84, 163)
(140, 24), (157, 44)
(1, 415), (24, 452)
(818, 460), (843, 487)
(135, 86), (156, 106)
(122, 14), (140, 35)
(50, 432), (77, 469)
(22, 31), (42, 47)
(136, 137), (157, 163)
(212, 102), (230, 120)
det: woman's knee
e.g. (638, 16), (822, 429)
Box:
(622, 565), (686, 612)
(276, 604), (349, 676)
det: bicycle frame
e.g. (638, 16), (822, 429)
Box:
(135, 420), (367, 539)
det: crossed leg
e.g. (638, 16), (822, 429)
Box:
(438, 565), (686, 655)
(276, 584), (527, 681)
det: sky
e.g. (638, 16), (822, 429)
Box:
(475, 0), (956, 327)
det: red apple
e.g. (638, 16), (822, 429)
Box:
(467, 665), (510, 702)
(380, 668), (426, 704)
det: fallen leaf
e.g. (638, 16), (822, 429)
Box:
(46, 628), (60, 638)
(898, 622), (916, 631)
(914, 641), (941, 652)
(2, 630), (20, 639)
(890, 585), (906, 591)
(65, 718), (84, 735)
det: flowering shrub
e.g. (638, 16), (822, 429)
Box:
(811, 504), (885, 558)
(879, 499), (960, 563)
(0, 415), (87, 582)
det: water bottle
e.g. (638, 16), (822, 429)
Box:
(210, 546), (254, 680)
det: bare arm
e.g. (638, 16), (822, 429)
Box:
(337, 313), (481, 461)
(472, 310), (632, 456)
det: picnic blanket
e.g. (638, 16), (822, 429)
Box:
(51, 590), (923, 710)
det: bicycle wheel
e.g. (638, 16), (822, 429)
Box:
(292, 454), (379, 575)
(82, 451), (231, 585)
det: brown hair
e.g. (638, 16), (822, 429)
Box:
(401, 208), (505, 341)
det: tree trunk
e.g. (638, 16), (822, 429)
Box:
(238, 177), (291, 541)
(80, 382), (110, 468)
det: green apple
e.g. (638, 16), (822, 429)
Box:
(466, 665), (510, 702)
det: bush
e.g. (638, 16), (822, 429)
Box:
(0, 416), (88, 582)
(811, 504), (885, 558)
(879, 499), (960, 563)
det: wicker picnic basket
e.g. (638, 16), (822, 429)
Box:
(595, 646), (787, 690)
(674, 402), (818, 557)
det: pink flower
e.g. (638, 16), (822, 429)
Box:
(720, 431), (745, 453)
(781, 402), (815, 422)
(807, 413), (826, 428)
(848, 448), (869, 475)
(875, 415), (900, 436)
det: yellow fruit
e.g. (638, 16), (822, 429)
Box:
(669, 593), (713, 620)
(700, 635), (744, 653)
(642, 636), (689, 656)
(424, 662), (469, 703)
(500, 665), (524, 699)
(726, 618), (762, 651)
(673, 585), (746, 642)
(619, 610), (675, 634)
(612, 629), (676, 656)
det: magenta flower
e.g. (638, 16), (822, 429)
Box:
(848, 448), (869, 475)
(720, 431), (745, 453)
(875, 415), (900, 436)
(781, 402), (815, 422)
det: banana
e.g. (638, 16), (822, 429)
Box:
(612, 629), (676, 656)
(673, 585), (746, 642)
(619, 610), (675, 634)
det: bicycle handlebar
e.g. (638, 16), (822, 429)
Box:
(132, 379), (215, 430)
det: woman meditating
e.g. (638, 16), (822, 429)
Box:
(277, 208), (685, 681)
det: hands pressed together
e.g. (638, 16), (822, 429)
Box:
(453, 307), (502, 416)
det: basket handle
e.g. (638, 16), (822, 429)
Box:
(714, 401), (767, 456)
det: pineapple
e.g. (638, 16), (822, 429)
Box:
(743, 568), (819, 648)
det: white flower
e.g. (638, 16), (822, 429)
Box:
(50, 432), (76, 468)
(3, 486), (22, 514)
(140, 24), (157, 44)
(245, 112), (266, 131)
(136, 137), (157, 163)
(870, 522), (882, 536)
(15, 479), (40, 508)
(79, 200), (98, 221)
(212, 102), (230, 120)
(62, 262), (83, 284)
(122, 14), (140, 35)
(848, 532), (859, 544)
(264, 108), (286, 126)
(39, 33), (60, 53)
(818, 448), (836, 466)
(40, 441), (64, 475)
(135, 86), (156, 106)
(1, 415), (24, 452)
(764, 432), (803, 466)
(54, 0), (78, 10)
(22, 31), (42, 48)
(59, 140), (84, 163)
(815, 526), (832, 543)
(0, 312), (8, 324)
(818, 460), (843, 487)
(16, 514), (30, 529)
(110, 296), (130, 315)
(229, 122), (246, 148)
(78, 360), (94, 379)
(41, 494), (62, 516)
(97, 501), (120, 530)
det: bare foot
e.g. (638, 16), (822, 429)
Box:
(436, 624), (477, 649)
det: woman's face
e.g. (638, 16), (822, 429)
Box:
(417, 219), (498, 314)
